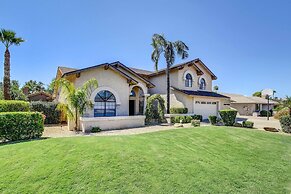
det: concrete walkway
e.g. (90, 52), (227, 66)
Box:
(43, 123), (209, 138)
(237, 116), (281, 130)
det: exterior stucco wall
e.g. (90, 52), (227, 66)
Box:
(148, 70), (178, 94)
(231, 104), (256, 116)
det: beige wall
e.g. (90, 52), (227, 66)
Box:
(148, 62), (213, 94)
(231, 104), (256, 116)
(57, 66), (149, 118)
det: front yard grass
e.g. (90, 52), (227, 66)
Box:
(0, 126), (291, 193)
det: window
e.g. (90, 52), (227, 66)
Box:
(185, 73), (192, 87)
(199, 78), (206, 90)
(94, 90), (116, 117)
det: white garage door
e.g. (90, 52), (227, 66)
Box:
(194, 101), (218, 120)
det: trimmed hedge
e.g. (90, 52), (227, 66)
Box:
(208, 116), (217, 125)
(170, 107), (188, 114)
(219, 109), (237, 126)
(30, 102), (61, 124)
(0, 100), (30, 112)
(280, 116), (291, 133)
(260, 110), (272, 117)
(242, 121), (254, 128)
(171, 115), (203, 124)
(0, 112), (44, 141)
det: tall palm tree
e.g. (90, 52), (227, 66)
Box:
(55, 78), (98, 131)
(0, 29), (24, 100)
(151, 34), (189, 114)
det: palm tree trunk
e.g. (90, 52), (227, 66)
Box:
(166, 62), (170, 114)
(75, 108), (78, 131)
(3, 48), (11, 100)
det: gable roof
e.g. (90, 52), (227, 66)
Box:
(128, 67), (153, 76)
(59, 62), (155, 88)
(58, 66), (77, 75)
(147, 58), (217, 80)
(172, 87), (229, 98)
(222, 93), (278, 104)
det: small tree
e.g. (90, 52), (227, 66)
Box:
(252, 91), (262, 97)
(283, 96), (291, 116)
(55, 78), (98, 131)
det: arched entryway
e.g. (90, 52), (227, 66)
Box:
(129, 86), (145, 116)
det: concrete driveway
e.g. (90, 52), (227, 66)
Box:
(237, 116), (281, 130)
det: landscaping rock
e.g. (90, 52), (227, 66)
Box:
(264, 127), (279, 132)
(174, 123), (184, 128)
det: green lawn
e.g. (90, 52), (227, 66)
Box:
(0, 127), (291, 193)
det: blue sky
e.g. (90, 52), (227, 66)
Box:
(1, 0), (290, 97)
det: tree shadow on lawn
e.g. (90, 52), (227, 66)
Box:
(0, 137), (50, 147)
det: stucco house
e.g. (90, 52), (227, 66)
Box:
(55, 58), (230, 131)
(222, 93), (278, 116)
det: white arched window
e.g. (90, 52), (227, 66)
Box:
(199, 78), (206, 90)
(94, 90), (116, 117)
(185, 73), (193, 87)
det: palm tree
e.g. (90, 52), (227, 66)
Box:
(0, 29), (24, 100)
(283, 96), (291, 116)
(55, 78), (98, 131)
(151, 34), (189, 114)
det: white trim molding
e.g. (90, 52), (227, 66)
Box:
(91, 86), (121, 105)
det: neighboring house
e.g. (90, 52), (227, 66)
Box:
(55, 58), (230, 131)
(222, 93), (278, 116)
(22, 87), (53, 102)
(27, 92), (53, 102)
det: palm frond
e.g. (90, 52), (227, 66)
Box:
(0, 29), (24, 48)
(81, 78), (98, 99)
(174, 40), (189, 60)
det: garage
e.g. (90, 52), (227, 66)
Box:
(194, 101), (218, 120)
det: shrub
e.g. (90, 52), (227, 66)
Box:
(91, 127), (101, 133)
(242, 121), (254, 128)
(170, 107), (188, 114)
(191, 120), (200, 127)
(260, 110), (272, 117)
(219, 109), (237, 126)
(0, 112), (44, 141)
(145, 94), (166, 124)
(233, 123), (243, 127)
(208, 116), (217, 125)
(30, 102), (61, 124)
(191, 115), (203, 122)
(172, 115), (193, 124)
(274, 108), (289, 120)
(0, 100), (30, 112)
(280, 116), (291, 133)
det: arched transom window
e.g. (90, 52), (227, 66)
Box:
(94, 90), (116, 117)
(185, 73), (193, 87)
(199, 78), (206, 90)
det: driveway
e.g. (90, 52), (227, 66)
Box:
(237, 116), (281, 130)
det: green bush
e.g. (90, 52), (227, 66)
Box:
(219, 109), (237, 126)
(208, 116), (217, 125)
(0, 100), (30, 112)
(260, 110), (272, 117)
(274, 108), (289, 120)
(30, 102), (61, 124)
(242, 121), (254, 128)
(233, 123), (243, 127)
(145, 94), (166, 124)
(170, 107), (188, 114)
(191, 115), (203, 122)
(91, 127), (101, 133)
(0, 112), (44, 141)
(172, 115), (193, 124)
(191, 120), (200, 127)
(280, 116), (291, 133)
